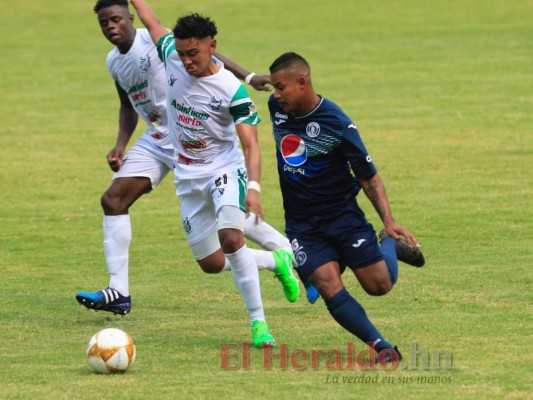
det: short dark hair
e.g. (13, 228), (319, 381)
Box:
(172, 13), (217, 40)
(93, 0), (129, 14)
(269, 52), (310, 74)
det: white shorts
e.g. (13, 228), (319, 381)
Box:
(113, 134), (174, 189)
(175, 165), (247, 258)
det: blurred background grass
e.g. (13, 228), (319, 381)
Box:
(0, 0), (531, 399)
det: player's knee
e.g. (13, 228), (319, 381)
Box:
(362, 279), (392, 296)
(196, 250), (225, 274)
(218, 230), (244, 254)
(199, 263), (223, 274)
(101, 191), (126, 215)
(101, 192), (117, 212)
(220, 241), (241, 254)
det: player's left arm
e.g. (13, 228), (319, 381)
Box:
(215, 52), (271, 92)
(359, 173), (419, 247)
(236, 122), (264, 221)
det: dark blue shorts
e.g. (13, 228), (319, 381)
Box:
(285, 207), (384, 284)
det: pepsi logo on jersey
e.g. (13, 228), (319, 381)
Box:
(281, 134), (307, 166)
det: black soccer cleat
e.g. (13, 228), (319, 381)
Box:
(375, 345), (403, 364)
(378, 229), (425, 267)
(76, 287), (131, 315)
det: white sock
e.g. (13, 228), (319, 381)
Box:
(225, 245), (265, 323)
(244, 213), (290, 251)
(103, 215), (131, 297)
(221, 249), (275, 271)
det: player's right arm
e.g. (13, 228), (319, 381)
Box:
(108, 87), (138, 172)
(129, 0), (169, 45)
(215, 53), (272, 92)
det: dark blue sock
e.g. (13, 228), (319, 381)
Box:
(325, 288), (393, 351)
(380, 237), (398, 285)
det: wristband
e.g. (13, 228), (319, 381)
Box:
(247, 180), (261, 193)
(244, 72), (256, 85)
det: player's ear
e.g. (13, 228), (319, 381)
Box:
(209, 38), (217, 54)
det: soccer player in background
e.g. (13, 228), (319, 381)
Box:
(76, 1), (299, 328)
(268, 52), (425, 360)
(123, 0), (299, 347)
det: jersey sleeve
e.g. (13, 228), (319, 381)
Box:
(229, 84), (261, 125)
(114, 80), (127, 96)
(341, 122), (377, 179)
(156, 33), (175, 66)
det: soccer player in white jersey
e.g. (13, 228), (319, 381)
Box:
(128, 0), (292, 348)
(76, 0), (299, 327)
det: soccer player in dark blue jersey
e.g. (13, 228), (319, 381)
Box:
(268, 52), (425, 361)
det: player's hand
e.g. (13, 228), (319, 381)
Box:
(106, 147), (125, 172)
(383, 223), (421, 248)
(245, 190), (264, 222)
(249, 74), (272, 92)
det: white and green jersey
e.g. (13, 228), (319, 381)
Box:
(107, 29), (172, 149)
(157, 34), (260, 178)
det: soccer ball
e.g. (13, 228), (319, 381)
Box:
(87, 328), (136, 374)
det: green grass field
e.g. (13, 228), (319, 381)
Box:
(1, 0), (531, 398)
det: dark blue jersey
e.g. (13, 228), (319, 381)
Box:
(269, 95), (377, 218)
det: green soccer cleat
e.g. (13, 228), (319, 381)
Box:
(251, 320), (276, 348)
(378, 229), (425, 267)
(272, 249), (300, 303)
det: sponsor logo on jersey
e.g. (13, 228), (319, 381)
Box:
(131, 91), (147, 101)
(127, 80), (148, 94)
(171, 100), (209, 120)
(151, 132), (164, 139)
(306, 122), (320, 138)
(281, 134), (307, 166)
(127, 80), (149, 102)
(139, 54), (151, 72)
(209, 96), (222, 111)
(178, 114), (202, 127)
(146, 110), (161, 126)
(274, 112), (288, 125)
(179, 133), (207, 154)
(283, 164), (305, 175)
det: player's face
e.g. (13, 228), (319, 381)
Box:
(270, 70), (306, 115)
(97, 6), (135, 51)
(176, 37), (217, 77)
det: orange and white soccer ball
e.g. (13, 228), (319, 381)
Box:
(87, 328), (136, 374)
